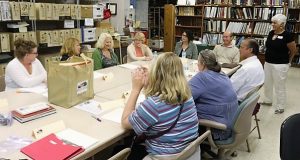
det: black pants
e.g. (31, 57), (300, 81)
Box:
(112, 144), (148, 160)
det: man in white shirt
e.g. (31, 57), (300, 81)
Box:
(213, 32), (240, 67)
(231, 39), (264, 102)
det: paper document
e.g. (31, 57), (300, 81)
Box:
(93, 71), (105, 79)
(119, 64), (139, 70)
(101, 108), (124, 123)
(74, 99), (103, 115)
(56, 128), (98, 149)
(18, 84), (48, 94)
(99, 99), (125, 111)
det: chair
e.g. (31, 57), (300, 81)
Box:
(280, 113), (300, 160)
(0, 75), (5, 92)
(122, 55), (127, 64)
(143, 130), (211, 160)
(199, 92), (260, 159)
(108, 148), (131, 160)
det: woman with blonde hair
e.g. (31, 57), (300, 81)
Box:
(5, 39), (46, 90)
(121, 52), (198, 159)
(92, 33), (119, 70)
(127, 32), (153, 62)
(60, 37), (81, 61)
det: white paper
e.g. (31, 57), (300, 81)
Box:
(17, 84), (48, 94)
(84, 18), (94, 27)
(74, 99), (103, 115)
(119, 63), (139, 70)
(56, 128), (98, 149)
(101, 108), (124, 124)
(64, 20), (75, 28)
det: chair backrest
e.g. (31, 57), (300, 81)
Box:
(0, 75), (5, 92)
(176, 130), (210, 160)
(231, 92), (260, 147)
(280, 114), (300, 160)
(108, 148), (131, 160)
(123, 55), (127, 64)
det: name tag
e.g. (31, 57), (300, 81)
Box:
(277, 36), (283, 39)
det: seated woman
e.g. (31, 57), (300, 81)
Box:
(121, 53), (199, 159)
(174, 30), (198, 60)
(189, 49), (238, 140)
(92, 33), (119, 70)
(5, 39), (46, 90)
(60, 37), (81, 61)
(127, 32), (153, 62)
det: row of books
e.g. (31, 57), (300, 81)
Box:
(202, 33), (223, 45)
(206, 0), (284, 5)
(226, 22), (252, 34)
(205, 7), (228, 18)
(204, 20), (227, 32)
(177, 7), (197, 16)
(253, 7), (283, 20)
(286, 23), (300, 33)
(230, 7), (253, 19)
(253, 22), (272, 35)
(289, 0), (300, 8)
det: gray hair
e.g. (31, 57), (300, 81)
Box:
(271, 14), (287, 26)
(198, 49), (221, 72)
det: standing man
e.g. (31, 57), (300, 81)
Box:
(213, 31), (240, 67)
(230, 39), (264, 102)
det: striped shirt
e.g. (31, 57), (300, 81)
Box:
(129, 96), (199, 155)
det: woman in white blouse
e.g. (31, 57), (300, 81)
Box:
(5, 39), (46, 90)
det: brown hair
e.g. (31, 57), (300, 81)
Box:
(199, 49), (221, 72)
(14, 39), (38, 60)
(60, 37), (80, 56)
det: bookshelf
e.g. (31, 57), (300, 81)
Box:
(164, 4), (204, 52)
(148, 7), (164, 39)
(287, 5), (300, 65)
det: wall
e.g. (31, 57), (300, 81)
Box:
(135, 0), (148, 29)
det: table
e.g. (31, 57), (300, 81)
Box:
(0, 91), (129, 160)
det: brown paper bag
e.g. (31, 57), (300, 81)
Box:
(48, 55), (94, 108)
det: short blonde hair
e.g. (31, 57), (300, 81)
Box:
(271, 14), (287, 26)
(60, 37), (80, 56)
(144, 52), (191, 105)
(133, 32), (145, 41)
(95, 33), (114, 49)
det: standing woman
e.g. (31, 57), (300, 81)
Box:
(262, 14), (297, 114)
(5, 39), (46, 90)
(92, 33), (119, 70)
(121, 53), (199, 159)
(127, 32), (153, 63)
(60, 37), (81, 61)
(174, 30), (198, 60)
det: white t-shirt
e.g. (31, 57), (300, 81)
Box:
(5, 58), (47, 90)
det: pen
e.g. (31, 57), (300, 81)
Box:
(91, 115), (102, 122)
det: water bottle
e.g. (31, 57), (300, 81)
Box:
(182, 50), (186, 58)
(153, 51), (158, 60)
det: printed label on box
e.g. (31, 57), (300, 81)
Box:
(77, 80), (88, 95)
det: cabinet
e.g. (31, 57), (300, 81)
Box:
(164, 4), (204, 52)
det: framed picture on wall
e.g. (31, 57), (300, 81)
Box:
(106, 3), (117, 15)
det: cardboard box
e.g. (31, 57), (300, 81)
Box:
(52, 4), (59, 20)
(37, 31), (51, 47)
(1, 1), (12, 21)
(49, 31), (59, 47)
(58, 4), (65, 17)
(93, 5), (103, 19)
(64, 4), (71, 17)
(0, 34), (10, 52)
(20, 2), (29, 17)
(82, 28), (96, 42)
(28, 31), (37, 44)
(38, 53), (60, 72)
(75, 29), (82, 43)
(71, 4), (81, 20)
(20, 32), (29, 41)
(9, 33), (23, 49)
(81, 5), (93, 18)
(10, 2), (21, 20)
(36, 3), (46, 20)
(58, 30), (64, 45)
(46, 3), (53, 20)
(150, 39), (164, 50)
(28, 2), (36, 20)
(0, 63), (7, 76)
(64, 30), (71, 42)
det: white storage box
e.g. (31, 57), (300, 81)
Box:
(82, 28), (96, 42)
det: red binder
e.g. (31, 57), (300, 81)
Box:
(21, 133), (84, 160)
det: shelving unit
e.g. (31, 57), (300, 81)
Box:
(287, 6), (300, 65)
(148, 7), (164, 39)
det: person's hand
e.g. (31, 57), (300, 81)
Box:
(141, 67), (149, 87)
(145, 56), (152, 61)
(131, 68), (146, 91)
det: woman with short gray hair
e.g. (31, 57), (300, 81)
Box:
(189, 49), (238, 140)
(261, 14), (297, 114)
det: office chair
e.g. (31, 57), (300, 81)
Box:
(280, 113), (300, 160)
(199, 92), (260, 159)
(108, 148), (131, 160)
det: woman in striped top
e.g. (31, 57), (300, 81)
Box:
(121, 52), (199, 159)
